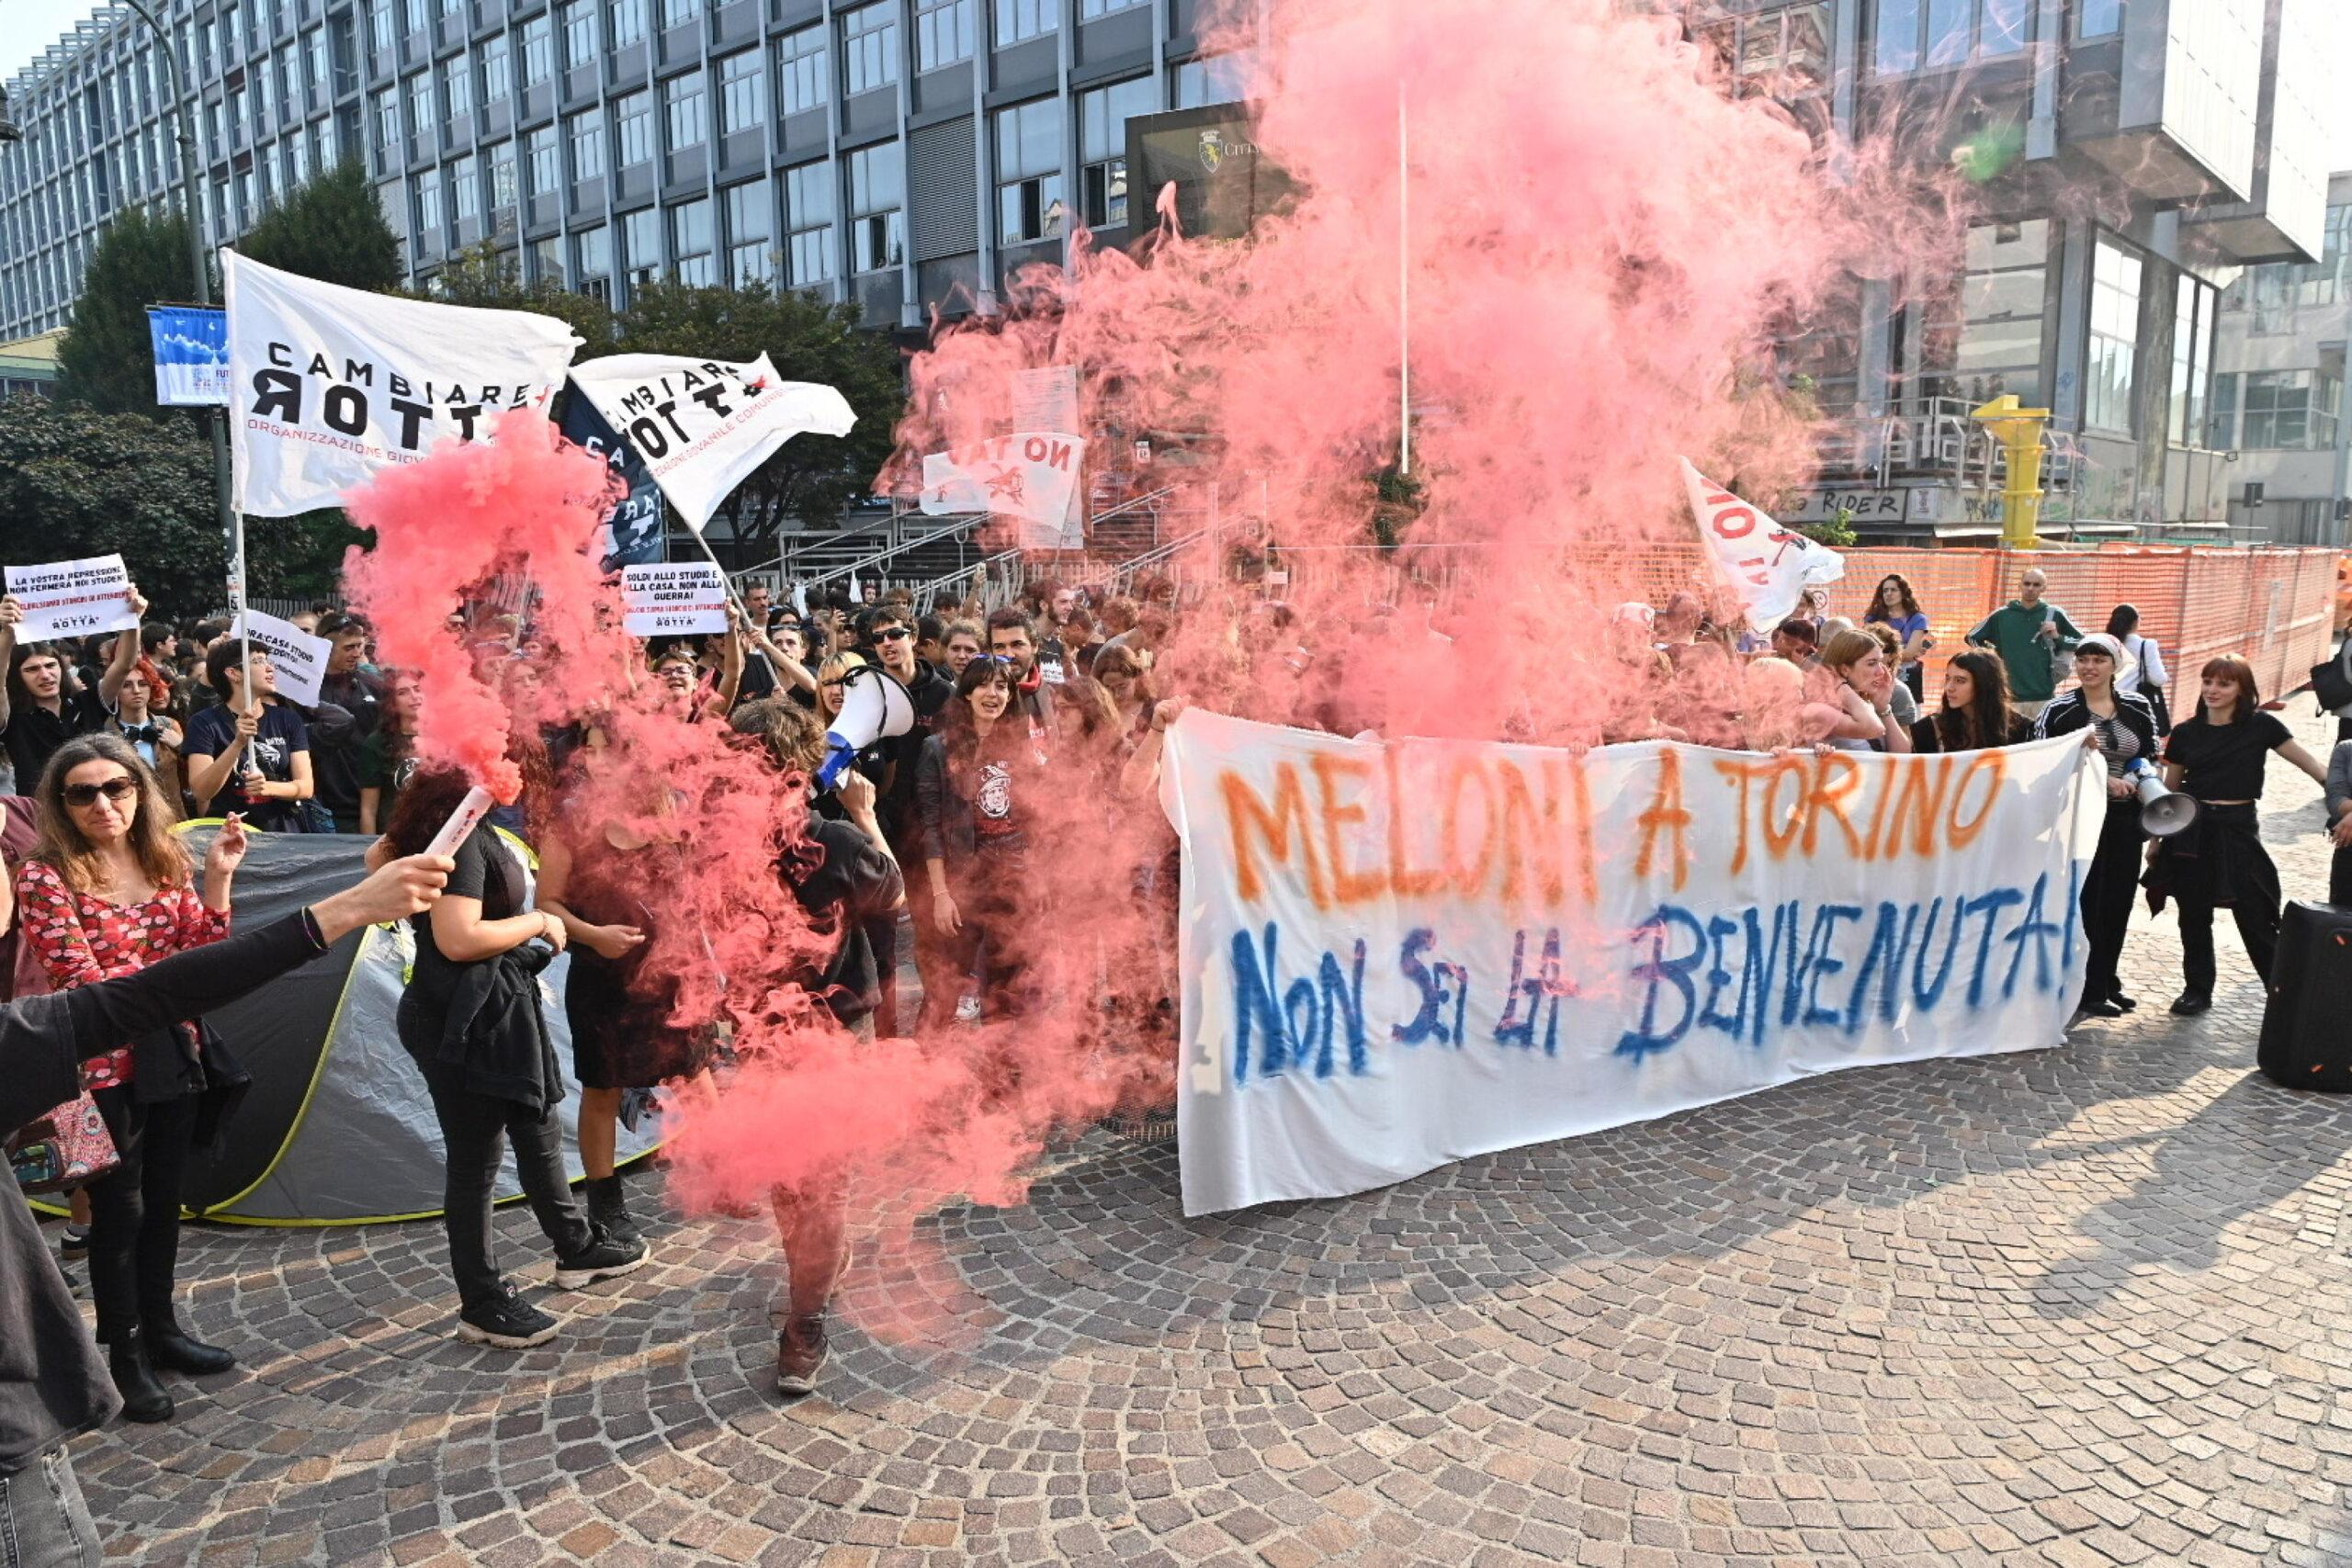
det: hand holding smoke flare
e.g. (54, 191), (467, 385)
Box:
(816, 664), (916, 792)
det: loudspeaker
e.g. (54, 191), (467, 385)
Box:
(817, 665), (915, 790)
(2128, 762), (2199, 839)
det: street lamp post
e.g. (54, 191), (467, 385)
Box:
(117, 0), (245, 680)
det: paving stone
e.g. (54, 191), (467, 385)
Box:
(50, 704), (2352, 1563)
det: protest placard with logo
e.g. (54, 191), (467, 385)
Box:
(920, 433), (1087, 550)
(566, 355), (857, 534)
(621, 562), (730, 637)
(225, 250), (582, 517)
(238, 609), (333, 706)
(3, 555), (141, 641)
(147, 305), (230, 408)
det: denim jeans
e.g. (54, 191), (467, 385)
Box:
(399, 1028), (592, 1312)
(0, 1446), (100, 1568)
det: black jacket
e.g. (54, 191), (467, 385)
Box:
(914, 733), (977, 867)
(879, 661), (956, 842)
(433, 944), (563, 1117)
(2032, 688), (2161, 765)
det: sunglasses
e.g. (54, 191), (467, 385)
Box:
(64, 777), (138, 808)
(873, 626), (911, 642)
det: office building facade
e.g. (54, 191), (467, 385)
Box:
(1692, 0), (2334, 542)
(2207, 170), (2349, 545)
(0, 0), (1258, 342)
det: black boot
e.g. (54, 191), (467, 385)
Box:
(107, 1329), (175, 1423)
(143, 1315), (237, 1376)
(582, 1174), (642, 1249)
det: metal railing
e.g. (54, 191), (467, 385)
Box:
(796, 515), (986, 596)
(915, 547), (1024, 615)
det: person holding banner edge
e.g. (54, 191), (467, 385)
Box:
(1, 592), (148, 790)
(2033, 635), (2160, 1019)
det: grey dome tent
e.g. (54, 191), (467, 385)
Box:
(60, 824), (661, 1225)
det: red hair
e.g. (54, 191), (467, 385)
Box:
(2196, 655), (2259, 724)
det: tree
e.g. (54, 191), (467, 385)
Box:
(607, 280), (903, 543)
(0, 396), (363, 617)
(237, 159), (402, 292)
(54, 205), (200, 418)
(422, 241), (617, 346)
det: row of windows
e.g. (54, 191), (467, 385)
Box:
(1866, 0), (2120, 76)
(2209, 368), (2345, 453)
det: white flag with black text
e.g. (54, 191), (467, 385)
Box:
(566, 355), (857, 535)
(223, 250), (582, 516)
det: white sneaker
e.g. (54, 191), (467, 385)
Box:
(954, 994), (982, 1024)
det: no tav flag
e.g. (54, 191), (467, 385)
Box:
(1678, 457), (1843, 630)
(920, 433), (1086, 551)
(224, 250), (582, 517)
(566, 355), (856, 535)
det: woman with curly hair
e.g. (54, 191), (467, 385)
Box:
(727, 698), (902, 1394)
(1862, 572), (1932, 700)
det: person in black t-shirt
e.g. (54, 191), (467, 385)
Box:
(1, 590), (146, 790)
(179, 642), (314, 831)
(2146, 654), (2330, 1016)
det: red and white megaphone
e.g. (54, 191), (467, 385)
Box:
(817, 664), (915, 791)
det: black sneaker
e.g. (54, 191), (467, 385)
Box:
(775, 1314), (829, 1396)
(2170, 990), (2212, 1017)
(59, 1226), (90, 1263)
(552, 1228), (650, 1291)
(456, 1286), (559, 1348)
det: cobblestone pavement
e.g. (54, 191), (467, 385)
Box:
(53, 708), (2352, 1568)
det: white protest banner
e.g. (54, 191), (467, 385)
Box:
(225, 249), (582, 516)
(1679, 458), (1844, 629)
(621, 561), (730, 637)
(3, 555), (141, 642)
(920, 433), (1086, 550)
(1159, 710), (2102, 1215)
(567, 355), (857, 534)
(238, 609), (332, 706)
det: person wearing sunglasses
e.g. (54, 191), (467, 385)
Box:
(860, 608), (955, 1032)
(11, 736), (252, 1424)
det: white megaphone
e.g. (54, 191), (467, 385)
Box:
(2126, 759), (2199, 839)
(816, 664), (916, 791)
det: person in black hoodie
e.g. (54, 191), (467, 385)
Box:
(1, 854), (451, 1565)
(2033, 635), (2162, 1019)
(379, 768), (647, 1349)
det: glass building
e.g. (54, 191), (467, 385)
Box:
(0, 0), (1260, 340)
(1690, 0), (2332, 541)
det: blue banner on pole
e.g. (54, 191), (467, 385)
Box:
(145, 305), (229, 407)
(559, 385), (667, 574)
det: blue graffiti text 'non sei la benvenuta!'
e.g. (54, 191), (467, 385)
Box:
(1221, 872), (2078, 1086)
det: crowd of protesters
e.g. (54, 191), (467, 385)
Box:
(4, 554), (2347, 1460)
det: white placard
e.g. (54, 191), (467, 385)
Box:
(622, 561), (729, 637)
(1159, 710), (2103, 1216)
(239, 609), (332, 706)
(919, 433), (1087, 549)
(1011, 366), (1080, 434)
(225, 249), (582, 517)
(3, 554), (141, 642)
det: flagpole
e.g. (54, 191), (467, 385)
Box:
(1397, 78), (1411, 479)
(232, 508), (252, 700)
(685, 528), (779, 684)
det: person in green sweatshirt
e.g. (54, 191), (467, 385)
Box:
(1966, 566), (2082, 719)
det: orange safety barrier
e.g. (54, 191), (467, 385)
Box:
(1133, 541), (2340, 707)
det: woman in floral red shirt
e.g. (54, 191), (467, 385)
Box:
(15, 734), (246, 1425)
